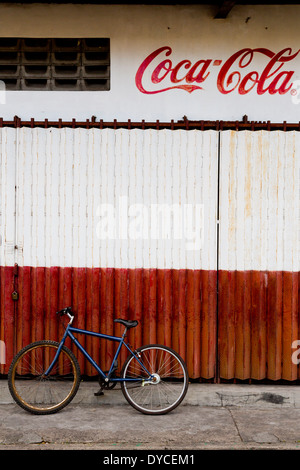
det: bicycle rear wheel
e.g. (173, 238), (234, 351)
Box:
(121, 344), (189, 415)
(8, 340), (81, 415)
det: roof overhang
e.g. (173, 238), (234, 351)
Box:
(0, 1), (299, 20)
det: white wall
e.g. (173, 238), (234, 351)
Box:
(0, 3), (299, 122)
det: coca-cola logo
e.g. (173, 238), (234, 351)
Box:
(135, 46), (300, 95)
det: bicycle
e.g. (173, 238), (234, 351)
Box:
(8, 307), (189, 415)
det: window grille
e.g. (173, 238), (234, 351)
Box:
(0, 38), (110, 90)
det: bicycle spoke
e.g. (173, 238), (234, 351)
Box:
(121, 345), (188, 415)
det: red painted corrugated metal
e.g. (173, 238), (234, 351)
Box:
(0, 266), (14, 374)
(1, 266), (217, 379)
(1, 266), (299, 381)
(218, 270), (300, 381)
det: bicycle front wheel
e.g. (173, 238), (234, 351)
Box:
(121, 344), (189, 415)
(8, 340), (81, 415)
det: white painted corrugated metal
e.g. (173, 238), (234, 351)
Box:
(5, 127), (299, 272)
(1, 125), (299, 381)
(219, 130), (300, 272)
(0, 128), (16, 267)
(14, 127), (219, 270)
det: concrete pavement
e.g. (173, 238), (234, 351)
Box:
(1, 380), (300, 453)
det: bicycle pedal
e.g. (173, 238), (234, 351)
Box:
(94, 389), (104, 396)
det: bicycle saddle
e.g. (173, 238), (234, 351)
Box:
(114, 319), (138, 329)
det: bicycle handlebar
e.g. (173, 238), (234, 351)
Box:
(56, 306), (73, 317)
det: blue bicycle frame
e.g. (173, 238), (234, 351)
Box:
(44, 319), (153, 382)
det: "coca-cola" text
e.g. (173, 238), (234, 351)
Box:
(135, 46), (300, 95)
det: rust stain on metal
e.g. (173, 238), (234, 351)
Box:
(1, 267), (218, 379)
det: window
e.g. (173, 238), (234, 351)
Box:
(0, 38), (110, 90)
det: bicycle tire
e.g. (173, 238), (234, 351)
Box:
(121, 344), (189, 415)
(8, 340), (81, 415)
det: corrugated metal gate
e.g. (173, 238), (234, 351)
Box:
(218, 130), (299, 381)
(0, 118), (299, 382)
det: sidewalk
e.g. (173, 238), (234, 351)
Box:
(1, 381), (300, 451)
(2, 380), (300, 408)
